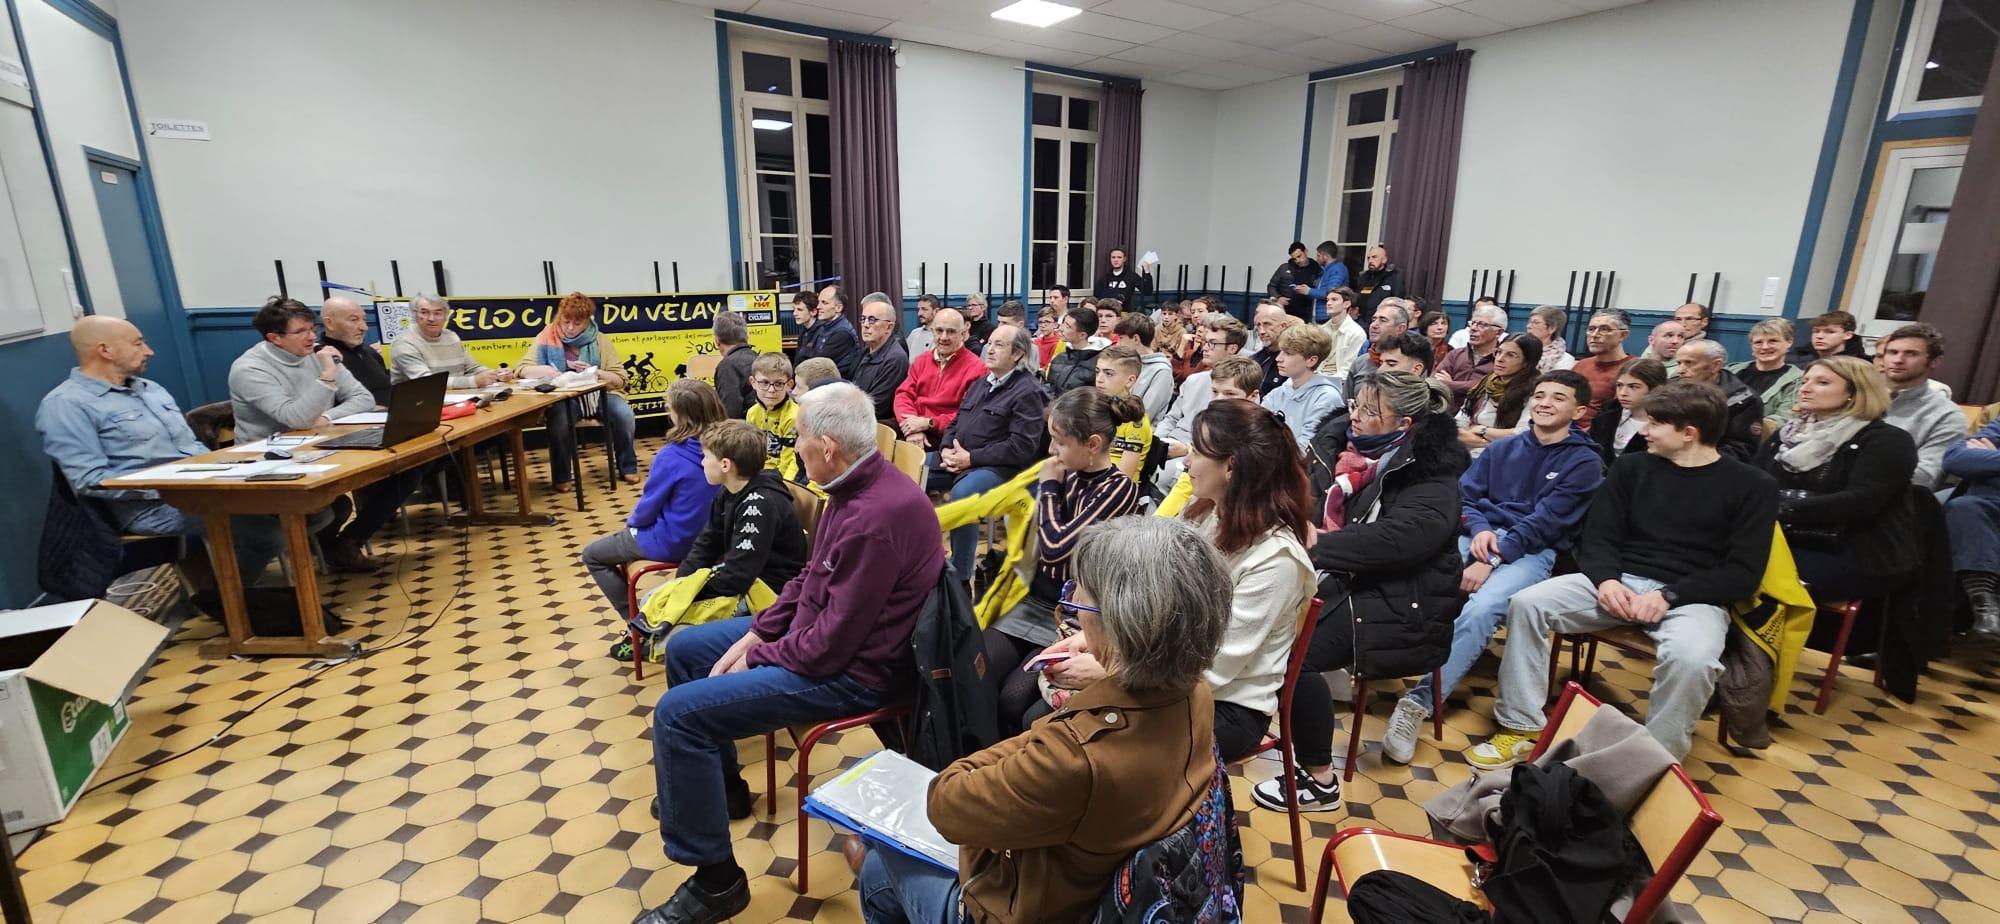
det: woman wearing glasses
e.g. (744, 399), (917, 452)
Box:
(857, 517), (1237, 924)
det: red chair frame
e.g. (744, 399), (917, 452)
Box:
(763, 703), (914, 893)
(1343, 669), (1443, 783)
(622, 560), (679, 681)
(1231, 598), (1320, 890)
(1310, 682), (1724, 923)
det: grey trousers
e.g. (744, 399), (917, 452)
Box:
(582, 528), (646, 620)
(1494, 572), (1727, 760)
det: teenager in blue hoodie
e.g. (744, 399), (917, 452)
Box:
(583, 379), (726, 620)
(1378, 369), (1605, 764)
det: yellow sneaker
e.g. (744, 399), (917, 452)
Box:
(1466, 729), (1541, 772)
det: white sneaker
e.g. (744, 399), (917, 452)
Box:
(1251, 765), (1343, 813)
(1381, 697), (1429, 765)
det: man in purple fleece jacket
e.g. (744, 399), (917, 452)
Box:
(636, 383), (943, 924)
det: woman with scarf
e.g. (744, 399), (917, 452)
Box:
(1252, 371), (1468, 815)
(1752, 356), (1917, 624)
(519, 291), (639, 489)
(1456, 333), (1543, 458)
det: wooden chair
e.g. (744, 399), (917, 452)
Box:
(788, 482), (826, 537)
(891, 439), (927, 485)
(1344, 667), (1445, 783)
(765, 703), (915, 893)
(1310, 682), (1723, 924)
(875, 422), (900, 459)
(1230, 598), (1320, 890)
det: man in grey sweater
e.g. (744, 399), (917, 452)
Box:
(229, 298), (395, 571)
(390, 293), (505, 387)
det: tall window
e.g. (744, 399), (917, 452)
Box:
(1029, 80), (1099, 292)
(732, 37), (832, 291)
(1887, 0), (1996, 117)
(1845, 141), (1966, 334)
(1324, 73), (1399, 281)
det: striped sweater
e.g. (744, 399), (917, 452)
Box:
(1031, 465), (1140, 603)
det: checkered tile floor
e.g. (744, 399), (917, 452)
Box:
(16, 435), (2000, 923)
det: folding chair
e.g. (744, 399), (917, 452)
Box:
(764, 703), (915, 893)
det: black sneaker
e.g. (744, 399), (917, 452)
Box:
(609, 637), (635, 661)
(631, 875), (750, 924)
(650, 777), (754, 823)
(1251, 765), (1343, 813)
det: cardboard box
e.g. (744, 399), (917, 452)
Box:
(0, 600), (167, 834)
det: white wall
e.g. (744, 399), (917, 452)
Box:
(17, 0), (138, 318)
(895, 41), (1023, 297)
(116, 0), (733, 307)
(1799, 0), (1901, 318)
(1135, 81), (1216, 289)
(1204, 76), (1308, 293)
(1442, 0), (1859, 315)
(0, 5), (80, 337)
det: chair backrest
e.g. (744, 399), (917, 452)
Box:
(185, 401), (236, 450)
(1526, 681), (1602, 762)
(875, 422), (899, 459)
(891, 439), (927, 485)
(1622, 765), (1722, 923)
(1276, 598), (1324, 716)
(788, 482), (826, 539)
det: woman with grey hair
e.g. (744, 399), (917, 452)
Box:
(856, 516), (1237, 924)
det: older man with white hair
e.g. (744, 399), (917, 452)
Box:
(1436, 303), (1508, 407)
(635, 383), (943, 924)
(390, 293), (507, 387)
(933, 324), (1049, 569)
(1673, 338), (1764, 461)
(850, 291), (909, 422)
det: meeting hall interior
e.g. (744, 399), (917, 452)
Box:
(2, 0), (2000, 921)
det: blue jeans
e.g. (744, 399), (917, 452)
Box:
(545, 392), (638, 480)
(653, 616), (886, 866)
(860, 847), (964, 924)
(1405, 533), (1557, 710)
(1946, 493), (2000, 574)
(930, 466), (1013, 572)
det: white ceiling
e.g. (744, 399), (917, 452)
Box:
(683, 0), (1645, 90)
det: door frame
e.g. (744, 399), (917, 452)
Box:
(82, 145), (199, 399)
(1837, 138), (1968, 337)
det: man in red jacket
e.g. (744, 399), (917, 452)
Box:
(635, 383), (944, 924)
(893, 308), (983, 451)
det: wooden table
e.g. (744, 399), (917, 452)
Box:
(104, 387), (597, 660)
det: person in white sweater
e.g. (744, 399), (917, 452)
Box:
(389, 293), (508, 388)
(1175, 397), (1316, 761)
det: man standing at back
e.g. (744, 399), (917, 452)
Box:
(711, 311), (756, 419)
(851, 292), (909, 423)
(1353, 245), (1405, 323)
(1877, 323), (1963, 490)
(1571, 309), (1632, 426)
(635, 383), (942, 924)
(1269, 241), (1321, 322)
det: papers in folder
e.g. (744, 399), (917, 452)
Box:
(801, 750), (958, 872)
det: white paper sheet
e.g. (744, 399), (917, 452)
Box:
(229, 434), (327, 453)
(332, 411), (388, 424)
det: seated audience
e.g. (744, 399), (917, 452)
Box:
(635, 384), (940, 924)
(582, 379), (726, 620)
(1753, 357), (1917, 611)
(391, 293), (507, 388)
(1456, 333), (1543, 458)
(1674, 302), (1711, 341)
(712, 311), (757, 419)
(1094, 299), (1123, 343)
(860, 517), (1229, 924)
(1094, 345), (1153, 482)
(1445, 298), (1497, 350)
(1260, 323), (1342, 451)
(1045, 306), (1107, 398)
(981, 386), (1142, 732)
(1470, 382), (1776, 765)
(1591, 357), (1669, 460)
(1169, 399), (1314, 761)
(1729, 318), (1804, 427)
(932, 325), (1049, 569)
(1944, 419), (2000, 643)
(905, 293), (940, 357)
(1572, 308), (1633, 425)
(1158, 315), (1250, 461)
(1351, 298), (1413, 380)
(796, 284), (861, 379)
(319, 296), (391, 405)
(1033, 303), (1061, 372)
(1372, 331), (1434, 377)
(1251, 301), (1300, 396)
(1253, 371), (1467, 813)
(962, 292), (996, 357)
(39, 316), (286, 582)
(1642, 319), (1688, 373)
(1382, 370), (1603, 765)
(1112, 313), (1175, 420)
(795, 358), (841, 391)
(1672, 338), (1764, 461)
(1156, 356), (1266, 515)
(1526, 305), (1576, 372)
(1436, 304), (1507, 406)
(1157, 308), (1204, 385)
(1420, 310), (1452, 369)
(518, 292), (638, 488)
(851, 292), (909, 422)
(746, 354), (799, 480)
(1876, 322), (1963, 490)
(1318, 287), (1368, 383)
(1790, 310), (1870, 366)
(610, 419), (810, 662)
(229, 298), (391, 573)
(995, 299), (1039, 370)
(790, 288), (817, 344)
(893, 309), (982, 452)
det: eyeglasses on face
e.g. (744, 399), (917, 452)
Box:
(1055, 580), (1094, 634)
(860, 316), (895, 326)
(751, 378), (789, 389)
(1469, 321), (1505, 331)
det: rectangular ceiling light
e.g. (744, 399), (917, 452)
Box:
(991, 0), (1082, 28)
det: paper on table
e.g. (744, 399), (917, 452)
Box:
(130, 460), (284, 480)
(268, 463), (338, 474)
(801, 750), (957, 872)
(332, 411), (389, 424)
(231, 434), (328, 453)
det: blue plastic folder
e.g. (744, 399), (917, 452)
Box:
(800, 750), (959, 873)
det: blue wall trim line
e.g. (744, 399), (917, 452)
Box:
(1019, 70), (1032, 302)
(1293, 82), (1315, 244)
(41, 0), (111, 39)
(715, 10), (890, 47)
(1306, 44), (1456, 83)
(1781, 0), (1875, 319)
(715, 21), (743, 286)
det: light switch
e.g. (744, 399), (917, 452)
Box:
(1760, 276), (1780, 309)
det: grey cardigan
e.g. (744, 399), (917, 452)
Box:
(229, 342), (375, 443)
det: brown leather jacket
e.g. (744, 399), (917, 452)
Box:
(928, 677), (1216, 924)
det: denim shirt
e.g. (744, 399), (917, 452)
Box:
(37, 368), (203, 521)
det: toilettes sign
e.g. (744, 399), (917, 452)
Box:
(145, 118), (210, 141)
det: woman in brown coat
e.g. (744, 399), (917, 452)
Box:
(857, 516), (1234, 924)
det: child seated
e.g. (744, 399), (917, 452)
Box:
(1094, 344), (1154, 483)
(746, 352), (801, 480)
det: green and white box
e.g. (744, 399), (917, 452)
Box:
(0, 600), (166, 834)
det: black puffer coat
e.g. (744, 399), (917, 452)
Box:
(1309, 412), (1470, 680)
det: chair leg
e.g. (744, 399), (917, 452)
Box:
(572, 438), (586, 512)
(1548, 633), (1563, 696)
(1343, 678), (1368, 783)
(1582, 639), (1600, 683)
(1278, 726), (1304, 890)
(1430, 669), (1444, 741)
(602, 425), (618, 494)
(1817, 602), (1861, 715)
(626, 580), (644, 682)
(764, 732), (778, 819)
(1309, 834), (1339, 924)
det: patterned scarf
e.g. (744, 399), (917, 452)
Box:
(1321, 427), (1409, 532)
(1774, 412), (1867, 473)
(533, 321), (601, 371)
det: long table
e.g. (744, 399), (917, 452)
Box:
(104, 386), (598, 659)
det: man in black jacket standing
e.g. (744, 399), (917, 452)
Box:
(1268, 241), (1320, 322)
(1354, 245), (1407, 324)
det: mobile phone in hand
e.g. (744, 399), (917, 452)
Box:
(1021, 654), (1071, 673)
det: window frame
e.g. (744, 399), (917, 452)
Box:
(1841, 139), (1967, 335)
(730, 34), (833, 291)
(1886, 0), (1989, 119)
(1028, 77), (1101, 293)
(1322, 71), (1400, 276)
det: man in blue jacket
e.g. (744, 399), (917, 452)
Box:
(1379, 369), (1605, 764)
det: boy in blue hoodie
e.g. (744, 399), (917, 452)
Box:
(1259, 322), (1343, 452)
(1379, 369), (1605, 764)
(583, 379), (725, 620)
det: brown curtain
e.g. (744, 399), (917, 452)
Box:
(1093, 81), (1143, 294)
(1928, 47), (2000, 402)
(1382, 49), (1473, 308)
(828, 39), (902, 322)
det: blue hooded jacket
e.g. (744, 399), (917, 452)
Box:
(628, 437), (721, 562)
(1459, 425), (1605, 564)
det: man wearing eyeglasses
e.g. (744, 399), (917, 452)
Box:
(849, 292), (909, 422)
(1435, 304), (1508, 408)
(390, 293), (507, 388)
(1572, 308), (1633, 425)
(893, 308), (983, 451)
(1154, 314), (1250, 494)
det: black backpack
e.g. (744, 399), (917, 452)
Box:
(906, 562), (999, 771)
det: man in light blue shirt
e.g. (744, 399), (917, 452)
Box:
(38, 316), (286, 580)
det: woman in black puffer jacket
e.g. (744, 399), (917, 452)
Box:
(1252, 371), (1469, 815)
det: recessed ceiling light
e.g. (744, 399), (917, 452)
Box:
(751, 118), (793, 131)
(991, 0), (1081, 28)
(1925, 60), (1940, 69)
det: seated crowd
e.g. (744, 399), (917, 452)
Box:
(40, 259), (1998, 923)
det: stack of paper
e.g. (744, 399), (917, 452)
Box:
(802, 750), (958, 872)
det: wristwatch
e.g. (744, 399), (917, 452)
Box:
(1659, 587), (1680, 607)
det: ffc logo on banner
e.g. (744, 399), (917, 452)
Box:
(380, 291), (781, 418)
